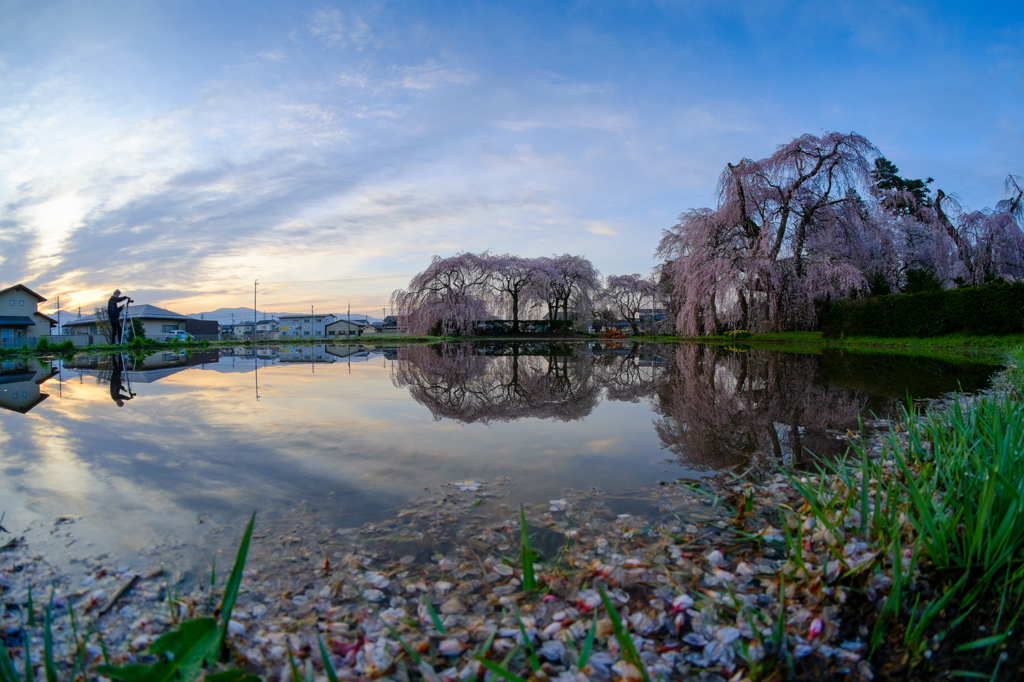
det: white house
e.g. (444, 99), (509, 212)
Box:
(0, 284), (56, 343)
(278, 313), (337, 338)
(63, 303), (188, 341)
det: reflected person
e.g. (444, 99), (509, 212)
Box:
(107, 289), (133, 344)
(109, 354), (134, 407)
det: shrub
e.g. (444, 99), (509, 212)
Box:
(821, 282), (1024, 338)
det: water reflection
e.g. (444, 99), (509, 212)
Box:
(0, 357), (56, 414)
(0, 341), (1001, 559)
(393, 344), (602, 423)
(394, 342), (1000, 470)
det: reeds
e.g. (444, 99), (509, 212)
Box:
(794, 387), (1024, 657)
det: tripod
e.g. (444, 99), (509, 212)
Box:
(119, 301), (135, 345)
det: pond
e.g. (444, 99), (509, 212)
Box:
(0, 342), (1001, 562)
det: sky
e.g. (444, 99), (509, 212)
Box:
(1, 0), (1021, 317)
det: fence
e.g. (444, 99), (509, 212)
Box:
(476, 319), (576, 335)
(2, 334), (97, 350)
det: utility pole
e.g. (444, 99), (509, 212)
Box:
(312, 304), (315, 339)
(254, 280), (258, 343)
(56, 293), (60, 336)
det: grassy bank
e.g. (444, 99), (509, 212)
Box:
(704, 330), (1024, 355)
(781, 347), (1024, 678)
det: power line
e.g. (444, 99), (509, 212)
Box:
(257, 274), (414, 285)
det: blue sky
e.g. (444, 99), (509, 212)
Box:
(1, 0), (1020, 315)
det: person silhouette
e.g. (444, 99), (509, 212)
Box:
(107, 290), (133, 344)
(109, 354), (134, 407)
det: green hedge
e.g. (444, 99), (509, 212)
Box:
(821, 282), (1024, 338)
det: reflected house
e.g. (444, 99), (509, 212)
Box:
(63, 304), (188, 340)
(0, 283), (56, 344)
(66, 350), (221, 384)
(325, 344), (390, 362)
(277, 345), (336, 363)
(0, 357), (56, 413)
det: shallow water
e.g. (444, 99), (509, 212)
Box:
(0, 342), (1001, 559)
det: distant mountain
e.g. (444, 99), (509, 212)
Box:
(188, 307), (381, 325)
(187, 307), (297, 324)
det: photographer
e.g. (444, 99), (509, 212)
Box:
(107, 289), (133, 344)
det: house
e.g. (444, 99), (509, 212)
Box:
(62, 303), (189, 341)
(325, 319), (367, 338)
(0, 357), (57, 414)
(232, 322), (254, 340)
(185, 318), (220, 339)
(255, 319), (279, 341)
(0, 284), (56, 344)
(278, 313), (337, 338)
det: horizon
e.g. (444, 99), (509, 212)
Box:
(3, 1), (1021, 318)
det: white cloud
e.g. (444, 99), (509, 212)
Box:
(307, 7), (372, 49)
(586, 223), (618, 236)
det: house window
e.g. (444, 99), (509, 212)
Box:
(20, 300), (24, 306)
(162, 325), (178, 332)
(304, 331), (310, 336)
(8, 300), (13, 306)
(2, 330), (10, 339)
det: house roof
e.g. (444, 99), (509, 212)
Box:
(0, 284), (47, 302)
(36, 311), (57, 325)
(0, 316), (36, 327)
(64, 304), (187, 327)
(278, 313), (336, 320)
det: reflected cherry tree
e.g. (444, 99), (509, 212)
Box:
(393, 343), (602, 424)
(653, 345), (868, 471)
(392, 342), (995, 473)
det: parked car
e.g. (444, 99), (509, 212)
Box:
(161, 329), (195, 342)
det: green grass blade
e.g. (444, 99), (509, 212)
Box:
(219, 512), (255, 659)
(955, 634), (1007, 652)
(96, 629), (111, 667)
(205, 671), (261, 682)
(475, 658), (528, 682)
(597, 584), (650, 682)
(519, 505), (537, 592)
(25, 588), (34, 627)
(42, 600), (56, 682)
(21, 615), (33, 682)
(424, 596), (446, 634)
(208, 557), (217, 613)
(349, 580), (423, 667)
(0, 635), (19, 682)
(287, 646), (301, 682)
(511, 605), (540, 672)
(318, 633), (339, 682)
(577, 612), (597, 668)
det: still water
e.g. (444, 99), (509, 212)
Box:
(0, 342), (1001, 556)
